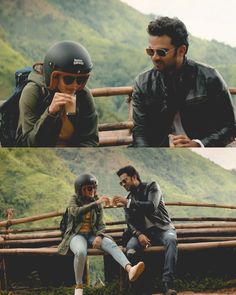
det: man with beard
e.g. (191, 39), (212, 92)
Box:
(132, 16), (236, 147)
(113, 165), (178, 295)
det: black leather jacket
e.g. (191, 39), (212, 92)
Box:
(132, 59), (236, 147)
(124, 182), (174, 237)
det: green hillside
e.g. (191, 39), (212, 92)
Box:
(0, 0), (236, 121)
(0, 149), (74, 225)
(0, 148), (236, 225)
(0, 27), (28, 98)
(56, 148), (236, 219)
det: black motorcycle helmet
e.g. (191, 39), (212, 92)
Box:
(43, 40), (93, 89)
(74, 173), (98, 195)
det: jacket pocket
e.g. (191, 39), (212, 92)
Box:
(185, 90), (208, 106)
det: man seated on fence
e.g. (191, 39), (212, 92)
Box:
(113, 165), (178, 295)
(58, 173), (145, 295)
(16, 40), (98, 147)
(131, 16), (236, 147)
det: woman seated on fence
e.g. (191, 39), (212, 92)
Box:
(58, 173), (145, 295)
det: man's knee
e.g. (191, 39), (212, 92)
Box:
(127, 248), (137, 257)
(126, 248), (138, 264)
(164, 232), (177, 247)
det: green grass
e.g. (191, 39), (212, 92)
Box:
(1, 277), (236, 294)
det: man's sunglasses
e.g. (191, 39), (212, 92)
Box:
(85, 185), (97, 192)
(146, 47), (176, 57)
(119, 178), (130, 186)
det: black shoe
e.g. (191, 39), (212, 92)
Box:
(163, 282), (177, 295)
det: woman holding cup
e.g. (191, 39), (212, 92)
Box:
(16, 40), (98, 147)
(58, 174), (145, 295)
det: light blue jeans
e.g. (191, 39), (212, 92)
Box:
(70, 233), (130, 284)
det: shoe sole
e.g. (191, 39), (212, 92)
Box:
(130, 261), (145, 282)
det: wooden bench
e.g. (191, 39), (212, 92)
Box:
(1, 201), (236, 291)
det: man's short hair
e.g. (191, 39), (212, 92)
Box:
(116, 165), (141, 182)
(147, 16), (189, 53)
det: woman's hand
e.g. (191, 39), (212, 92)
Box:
(92, 236), (102, 249)
(96, 196), (110, 207)
(48, 92), (75, 114)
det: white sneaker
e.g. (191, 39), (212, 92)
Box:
(74, 288), (83, 295)
(128, 261), (145, 282)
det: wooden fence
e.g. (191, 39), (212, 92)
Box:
(1, 87), (236, 147)
(0, 200), (236, 291)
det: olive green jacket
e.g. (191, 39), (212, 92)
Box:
(16, 70), (99, 147)
(58, 195), (105, 255)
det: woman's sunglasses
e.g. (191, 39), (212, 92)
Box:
(62, 74), (89, 85)
(85, 185), (97, 192)
(50, 71), (90, 87)
(146, 47), (176, 57)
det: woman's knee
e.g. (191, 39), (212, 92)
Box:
(102, 237), (117, 249)
(74, 248), (87, 258)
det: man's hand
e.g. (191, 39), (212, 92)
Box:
(96, 196), (110, 207)
(48, 92), (75, 114)
(92, 236), (102, 249)
(112, 196), (128, 207)
(138, 234), (151, 248)
(169, 134), (201, 147)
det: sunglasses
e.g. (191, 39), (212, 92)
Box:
(62, 74), (89, 85)
(119, 179), (129, 186)
(50, 71), (90, 88)
(85, 185), (97, 192)
(146, 47), (176, 57)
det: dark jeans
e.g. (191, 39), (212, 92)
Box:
(126, 227), (178, 283)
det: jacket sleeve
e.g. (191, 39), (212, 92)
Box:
(132, 77), (150, 147)
(201, 70), (236, 147)
(16, 82), (61, 147)
(125, 182), (162, 237)
(67, 195), (98, 217)
(124, 208), (143, 237)
(129, 182), (161, 214)
(73, 89), (99, 147)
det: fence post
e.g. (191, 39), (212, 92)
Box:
(84, 257), (90, 286)
(127, 95), (133, 125)
(0, 208), (14, 291)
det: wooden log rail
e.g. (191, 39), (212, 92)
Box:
(1, 228), (236, 248)
(92, 87), (236, 98)
(0, 201), (236, 251)
(1, 239), (236, 256)
(1, 201), (236, 228)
